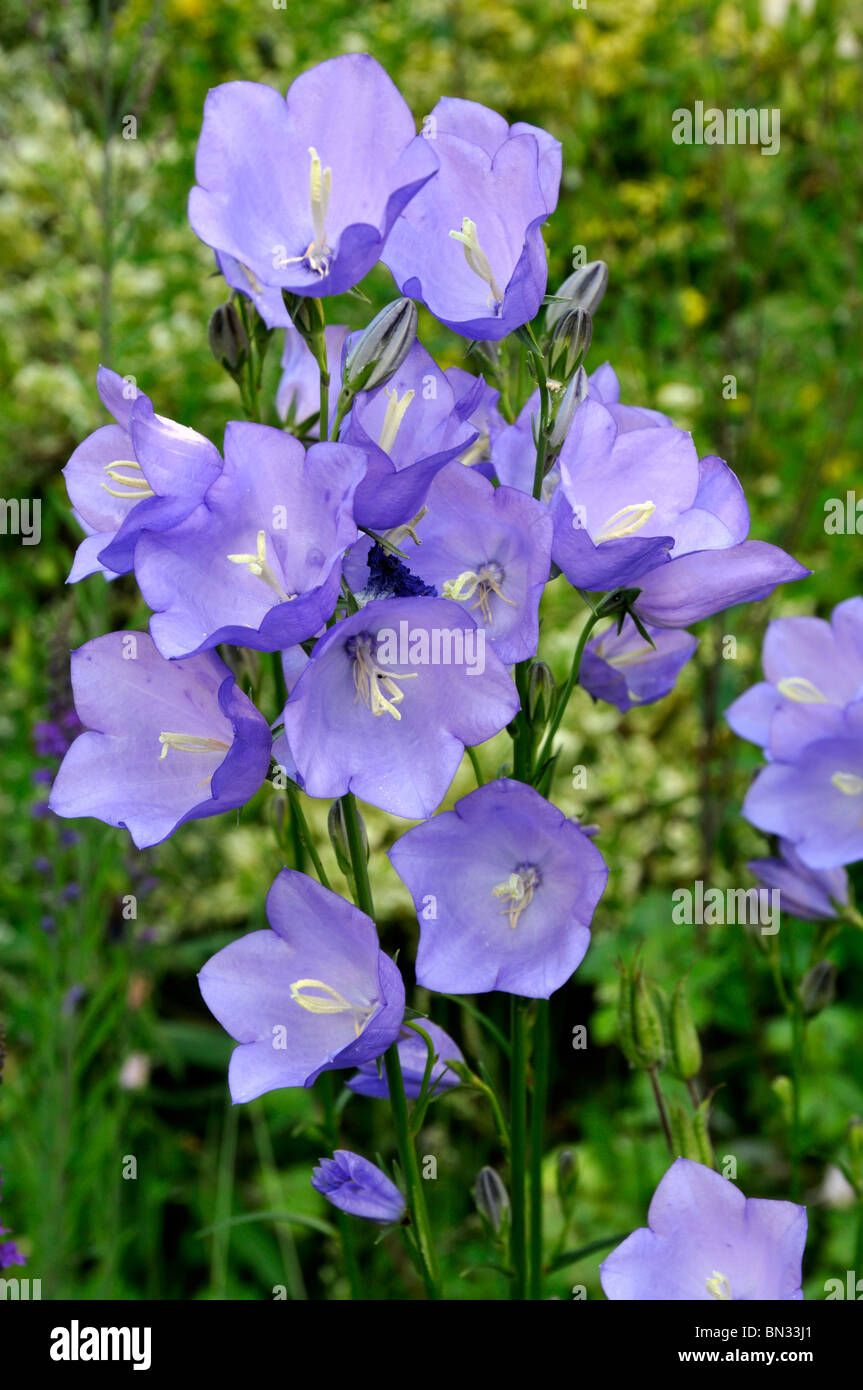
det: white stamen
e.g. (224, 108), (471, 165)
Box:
(776, 676), (829, 704)
(377, 386), (415, 456)
(350, 633), (417, 721)
(227, 529), (293, 603)
(289, 978), (371, 1038)
(443, 562), (516, 624)
(449, 217), (504, 310)
(705, 1270), (732, 1301)
(491, 864), (541, 930)
(832, 771), (863, 796)
(101, 459), (155, 500)
(275, 146), (333, 277)
(594, 501), (656, 544)
(158, 733), (230, 762)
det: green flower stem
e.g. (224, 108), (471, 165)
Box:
(528, 999), (550, 1299)
(509, 995), (529, 1299)
(286, 782), (331, 892)
(533, 605), (603, 784)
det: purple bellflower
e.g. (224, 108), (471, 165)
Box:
(742, 700), (863, 869)
(726, 598), (863, 761)
(600, 1158), (807, 1300)
(748, 840), (849, 921)
(383, 97), (561, 340)
(49, 631), (271, 849)
(198, 870), (405, 1103)
(339, 340), (483, 532)
(189, 55), (438, 300)
(398, 460), (553, 664)
(64, 367), (221, 581)
(280, 596), (519, 819)
(579, 616), (697, 713)
(388, 778), (608, 997)
(347, 1020), (464, 1099)
(135, 423), (366, 658)
(311, 1151), (406, 1225)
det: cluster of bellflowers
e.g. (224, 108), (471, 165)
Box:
(49, 53), (813, 1299)
(727, 598), (863, 914)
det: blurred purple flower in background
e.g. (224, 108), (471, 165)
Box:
(748, 840), (848, 921)
(580, 616), (697, 713)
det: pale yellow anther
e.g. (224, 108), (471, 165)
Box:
(352, 637), (417, 721)
(289, 978), (370, 1037)
(832, 771), (863, 796)
(276, 146), (333, 276)
(705, 1270), (732, 1301)
(101, 459), (156, 500)
(449, 217), (505, 309)
(227, 529), (293, 603)
(491, 866), (540, 930)
(442, 564), (516, 625)
(594, 501), (656, 544)
(158, 733), (230, 762)
(377, 387), (415, 456)
(776, 677), (829, 704)
(240, 262), (264, 294)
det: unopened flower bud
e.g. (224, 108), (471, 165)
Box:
(669, 1101), (698, 1161)
(549, 306), (592, 381)
(670, 978), (702, 1080)
(475, 1166), (510, 1234)
(208, 302), (249, 375)
(327, 799), (368, 878)
(526, 660), (555, 725)
(632, 970), (666, 1069)
(546, 260), (609, 332)
(547, 365), (588, 452)
(798, 959), (837, 1016)
(772, 1074), (793, 1125)
(343, 298), (418, 396)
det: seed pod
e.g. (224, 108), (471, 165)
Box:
(342, 298), (418, 396)
(670, 978), (702, 1080)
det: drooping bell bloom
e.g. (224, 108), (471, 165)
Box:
(742, 701), (863, 869)
(347, 1020), (464, 1099)
(579, 616), (697, 713)
(311, 1151), (405, 1225)
(198, 870), (405, 1103)
(189, 54), (438, 300)
(388, 778), (608, 997)
(726, 599), (863, 760)
(276, 323), (350, 432)
(49, 631), (272, 849)
(135, 423), (366, 658)
(280, 597), (519, 819)
(600, 1158), (807, 1301)
(552, 398), (808, 621)
(63, 367), (221, 581)
(339, 340), (482, 531)
(748, 840), (848, 921)
(383, 97), (561, 340)
(398, 461), (553, 665)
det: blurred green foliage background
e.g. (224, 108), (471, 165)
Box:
(1, 0), (862, 1300)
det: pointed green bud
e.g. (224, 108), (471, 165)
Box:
(799, 959), (837, 1016)
(343, 298), (418, 396)
(546, 260), (609, 332)
(475, 1166), (511, 1235)
(208, 302), (249, 375)
(526, 659), (555, 725)
(548, 305), (592, 381)
(632, 969), (666, 1069)
(670, 978), (702, 1080)
(547, 365), (588, 452)
(327, 799), (368, 879)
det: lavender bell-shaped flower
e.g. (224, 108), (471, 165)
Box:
(347, 1021), (464, 1099)
(189, 54), (438, 301)
(398, 460), (553, 665)
(198, 870), (405, 1102)
(748, 840), (849, 921)
(388, 778), (608, 997)
(135, 423), (366, 658)
(600, 1158), (807, 1300)
(726, 598), (863, 760)
(48, 631), (272, 849)
(63, 367), (222, 581)
(339, 339), (483, 532)
(383, 97), (561, 340)
(580, 616), (697, 713)
(280, 596), (519, 819)
(311, 1151), (406, 1225)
